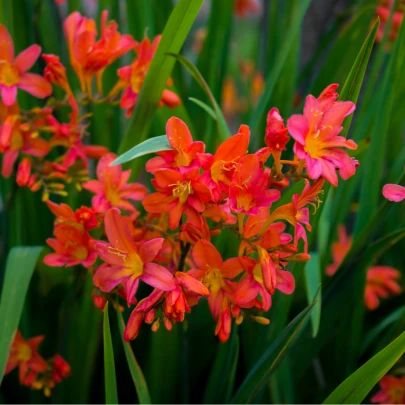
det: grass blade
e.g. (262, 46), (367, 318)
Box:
(304, 252), (322, 337)
(0, 246), (42, 383)
(116, 309), (151, 404)
(118, 0), (203, 155)
(103, 303), (118, 404)
(323, 328), (405, 404)
(188, 97), (217, 120)
(168, 53), (231, 142)
(231, 301), (315, 404)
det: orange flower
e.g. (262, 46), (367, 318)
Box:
(0, 25), (52, 106)
(5, 331), (47, 386)
(328, 225), (402, 310)
(372, 375), (405, 404)
(146, 117), (205, 174)
(189, 240), (244, 323)
(63, 11), (136, 96)
(326, 224), (352, 276)
(83, 153), (147, 216)
(42, 54), (72, 95)
(365, 266), (402, 310)
(110, 35), (181, 117)
(143, 167), (211, 230)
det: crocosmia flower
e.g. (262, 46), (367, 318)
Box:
(146, 117), (205, 174)
(287, 84), (357, 186)
(5, 331), (47, 386)
(365, 266), (401, 310)
(93, 208), (176, 306)
(235, 0), (262, 18)
(64, 11), (136, 96)
(110, 35), (181, 117)
(0, 25), (52, 106)
(372, 374), (405, 404)
(83, 153), (147, 216)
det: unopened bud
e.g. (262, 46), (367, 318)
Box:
(164, 318), (172, 331)
(145, 309), (156, 324)
(286, 253), (311, 262)
(151, 319), (160, 332)
(250, 315), (270, 325)
(235, 315), (244, 325)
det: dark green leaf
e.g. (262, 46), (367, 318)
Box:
(231, 302), (315, 404)
(323, 328), (405, 404)
(188, 97), (217, 120)
(116, 309), (151, 404)
(103, 303), (118, 404)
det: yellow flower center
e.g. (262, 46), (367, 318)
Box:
(16, 343), (32, 362)
(203, 267), (224, 294)
(0, 62), (20, 86)
(303, 130), (323, 158)
(171, 180), (192, 203)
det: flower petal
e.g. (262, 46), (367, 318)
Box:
(1, 85), (17, 106)
(175, 271), (209, 296)
(104, 208), (136, 253)
(142, 262), (176, 291)
(138, 238), (164, 263)
(14, 44), (41, 73)
(382, 184), (405, 202)
(19, 73), (52, 98)
(166, 116), (192, 151)
(192, 240), (223, 269)
(0, 24), (14, 61)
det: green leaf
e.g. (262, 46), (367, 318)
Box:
(116, 309), (151, 404)
(354, 14), (404, 236)
(249, 0), (312, 139)
(103, 303), (118, 404)
(203, 329), (240, 404)
(362, 305), (405, 354)
(304, 253), (322, 337)
(188, 97), (217, 120)
(113, 135), (171, 166)
(118, 0), (203, 155)
(168, 53), (231, 142)
(338, 17), (380, 137)
(0, 246), (42, 384)
(231, 302), (315, 404)
(323, 327), (405, 404)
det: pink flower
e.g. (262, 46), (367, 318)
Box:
(0, 25), (52, 106)
(93, 208), (176, 306)
(383, 183), (405, 202)
(287, 84), (357, 186)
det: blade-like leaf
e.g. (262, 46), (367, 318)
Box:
(103, 303), (118, 404)
(231, 301), (315, 404)
(304, 253), (322, 337)
(168, 53), (231, 142)
(118, 0), (203, 154)
(249, 0), (312, 141)
(323, 328), (405, 404)
(203, 329), (240, 404)
(188, 97), (217, 120)
(338, 17), (380, 137)
(0, 246), (42, 383)
(113, 135), (171, 166)
(116, 309), (151, 404)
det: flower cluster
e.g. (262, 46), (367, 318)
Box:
(5, 330), (70, 397)
(0, 12), (180, 200)
(327, 225), (402, 310)
(40, 83), (358, 344)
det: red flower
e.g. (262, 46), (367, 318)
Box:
(5, 331), (47, 386)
